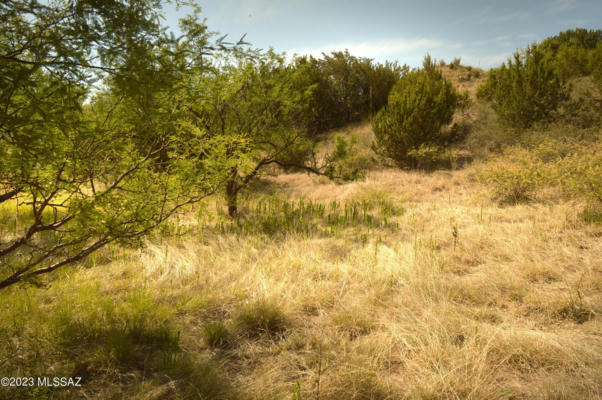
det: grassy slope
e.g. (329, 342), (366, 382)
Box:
(1, 70), (601, 400)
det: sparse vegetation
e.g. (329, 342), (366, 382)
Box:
(0, 2), (600, 398)
(449, 56), (462, 69)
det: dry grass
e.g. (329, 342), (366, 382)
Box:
(1, 152), (600, 399)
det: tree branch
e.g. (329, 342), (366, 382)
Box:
(0, 188), (19, 204)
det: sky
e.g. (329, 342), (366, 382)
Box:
(163, 0), (602, 69)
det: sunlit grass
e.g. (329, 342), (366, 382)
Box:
(1, 147), (600, 399)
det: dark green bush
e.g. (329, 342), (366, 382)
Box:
(372, 56), (463, 168)
(590, 42), (602, 92)
(478, 44), (569, 129)
(539, 28), (602, 81)
(290, 51), (406, 135)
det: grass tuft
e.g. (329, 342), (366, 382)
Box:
(202, 320), (231, 348)
(232, 299), (289, 338)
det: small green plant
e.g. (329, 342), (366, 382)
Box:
(555, 275), (595, 324)
(217, 196), (401, 238)
(581, 202), (602, 225)
(292, 380), (302, 400)
(332, 308), (374, 340)
(326, 135), (368, 181)
(202, 321), (230, 348)
(452, 223), (459, 250)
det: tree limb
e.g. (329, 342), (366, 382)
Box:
(0, 188), (19, 204)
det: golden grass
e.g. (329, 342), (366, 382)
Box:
(1, 157), (600, 399)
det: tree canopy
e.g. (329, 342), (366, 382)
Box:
(0, 0), (237, 289)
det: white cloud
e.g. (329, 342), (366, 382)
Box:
(288, 38), (450, 59)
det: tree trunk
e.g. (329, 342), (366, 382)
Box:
(225, 179), (239, 218)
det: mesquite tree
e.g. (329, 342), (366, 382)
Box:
(0, 1), (235, 289)
(189, 51), (332, 217)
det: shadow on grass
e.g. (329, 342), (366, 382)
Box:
(0, 286), (247, 400)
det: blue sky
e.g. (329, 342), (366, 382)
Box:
(164, 0), (601, 69)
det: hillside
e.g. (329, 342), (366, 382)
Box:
(439, 64), (488, 99)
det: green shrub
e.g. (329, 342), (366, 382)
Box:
(291, 51), (405, 135)
(539, 28), (602, 81)
(372, 56), (463, 168)
(480, 155), (548, 204)
(406, 144), (453, 170)
(477, 44), (569, 129)
(553, 42), (589, 80)
(589, 42), (602, 93)
(559, 149), (602, 204)
(326, 135), (369, 181)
